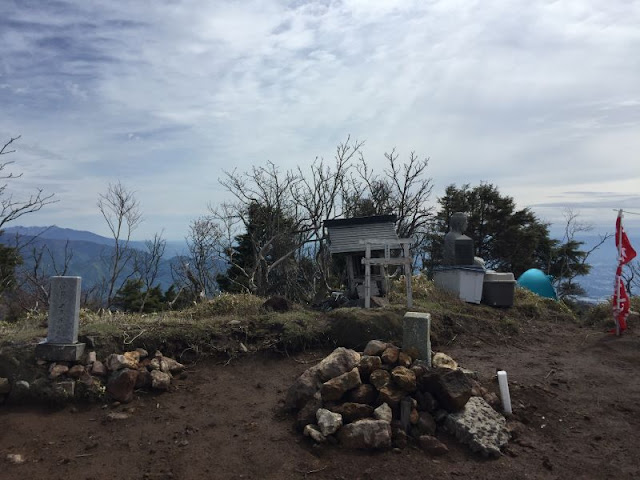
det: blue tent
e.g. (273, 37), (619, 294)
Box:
(517, 268), (557, 299)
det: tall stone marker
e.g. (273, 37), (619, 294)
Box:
(35, 276), (85, 361)
(402, 312), (431, 367)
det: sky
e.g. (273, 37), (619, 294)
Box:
(1, 0), (639, 242)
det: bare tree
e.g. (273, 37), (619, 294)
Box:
(552, 208), (612, 298)
(133, 231), (166, 312)
(97, 181), (142, 308)
(0, 136), (56, 230)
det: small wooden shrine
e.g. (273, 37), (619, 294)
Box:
(324, 215), (413, 308)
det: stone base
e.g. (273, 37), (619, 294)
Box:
(35, 342), (86, 362)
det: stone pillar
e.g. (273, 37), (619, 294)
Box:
(35, 276), (85, 361)
(402, 312), (431, 366)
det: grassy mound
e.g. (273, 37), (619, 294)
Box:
(0, 281), (589, 360)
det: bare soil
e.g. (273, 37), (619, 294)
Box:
(2, 316), (640, 480)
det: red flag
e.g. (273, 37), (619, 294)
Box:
(616, 215), (637, 265)
(613, 267), (630, 332)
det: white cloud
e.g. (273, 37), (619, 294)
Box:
(1, 0), (639, 239)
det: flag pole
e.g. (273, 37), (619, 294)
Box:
(616, 209), (623, 336)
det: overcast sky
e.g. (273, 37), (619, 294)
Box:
(1, 0), (639, 241)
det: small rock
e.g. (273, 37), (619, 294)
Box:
(106, 354), (137, 371)
(377, 385), (404, 408)
(87, 351), (97, 364)
(391, 366), (417, 392)
(415, 390), (438, 412)
(381, 346), (400, 365)
(6, 453), (25, 464)
(0, 377), (10, 395)
(410, 408), (419, 424)
(338, 419), (392, 449)
(68, 365), (85, 378)
(135, 348), (149, 359)
(373, 403), (392, 423)
(136, 369), (153, 389)
(321, 367), (361, 402)
(346, 384), (378, 405)
(150, 370), (171, 391)
(159, 357), (184, 374)
(358, 355), (382, 381)
(49, 363), (69, 379)
(303, 424), (326, 443)
(297, 393), (323, 431)
(54, 380), (75, 397)
(426, 368), (472, 412)
(106, 412), (130, 421)
(417, 412), (437, 435)
(330, 402), (374, 423)
(317, 408), (343, 436)
(123, 351), (141, 364)
(107, 368), (138, 403)
(419, 435), (449, 456)
(91, 360), (107, 377)
(369, 369), (391, 390)
(392, 427), (408, 449)
(397, 352), (412, 367)
(432, 352), (458, 370)
(363, 340), (388, 356)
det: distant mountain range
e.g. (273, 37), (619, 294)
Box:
(0, 226), (627, 303)
(0, 225), (186, 291)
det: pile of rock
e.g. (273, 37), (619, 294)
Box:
(286, 341), (510, 457)
(0, 349), (184, 405)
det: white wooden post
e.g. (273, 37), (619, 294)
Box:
(364, 243), (371, 309)
(404, 243), (413, 308)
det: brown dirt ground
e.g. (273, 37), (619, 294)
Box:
(1, 316), (640, 480)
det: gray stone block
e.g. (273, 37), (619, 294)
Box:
(402, 312), (431, 365)
(35, 342), (86, 362)
(47, 276), (82, 344)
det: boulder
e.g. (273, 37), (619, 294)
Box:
(107, 368), (138, 403)
(432, 352), (458, 370)
(363, 340), (388, 356)
(330, 402), (374, 423)
(346, 384), (378, 405)
(381, 346), (400, 365)
(135, 348), (149, 359)
(419, 435), (449, 456)
(445, 396), (510, 457)
(150, 370), (171, 391)
(338, 419), (392, 449)
(321, 367), (361, 402)
(358, 355), (382, 381)
(391, 366), (416, 392)
(123, 351), (141, 364)
(373, 402), (392, 423)
(317, 408), (343, 436)
(369, 369), (391, 390)
(285, 368), (323, 410)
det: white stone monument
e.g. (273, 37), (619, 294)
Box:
(35, 276), (85, 361)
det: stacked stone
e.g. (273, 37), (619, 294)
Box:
(286, 342), (510, 457)
(0, 349), (184, 405)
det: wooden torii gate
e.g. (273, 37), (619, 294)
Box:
(360, 238), (413, 309)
